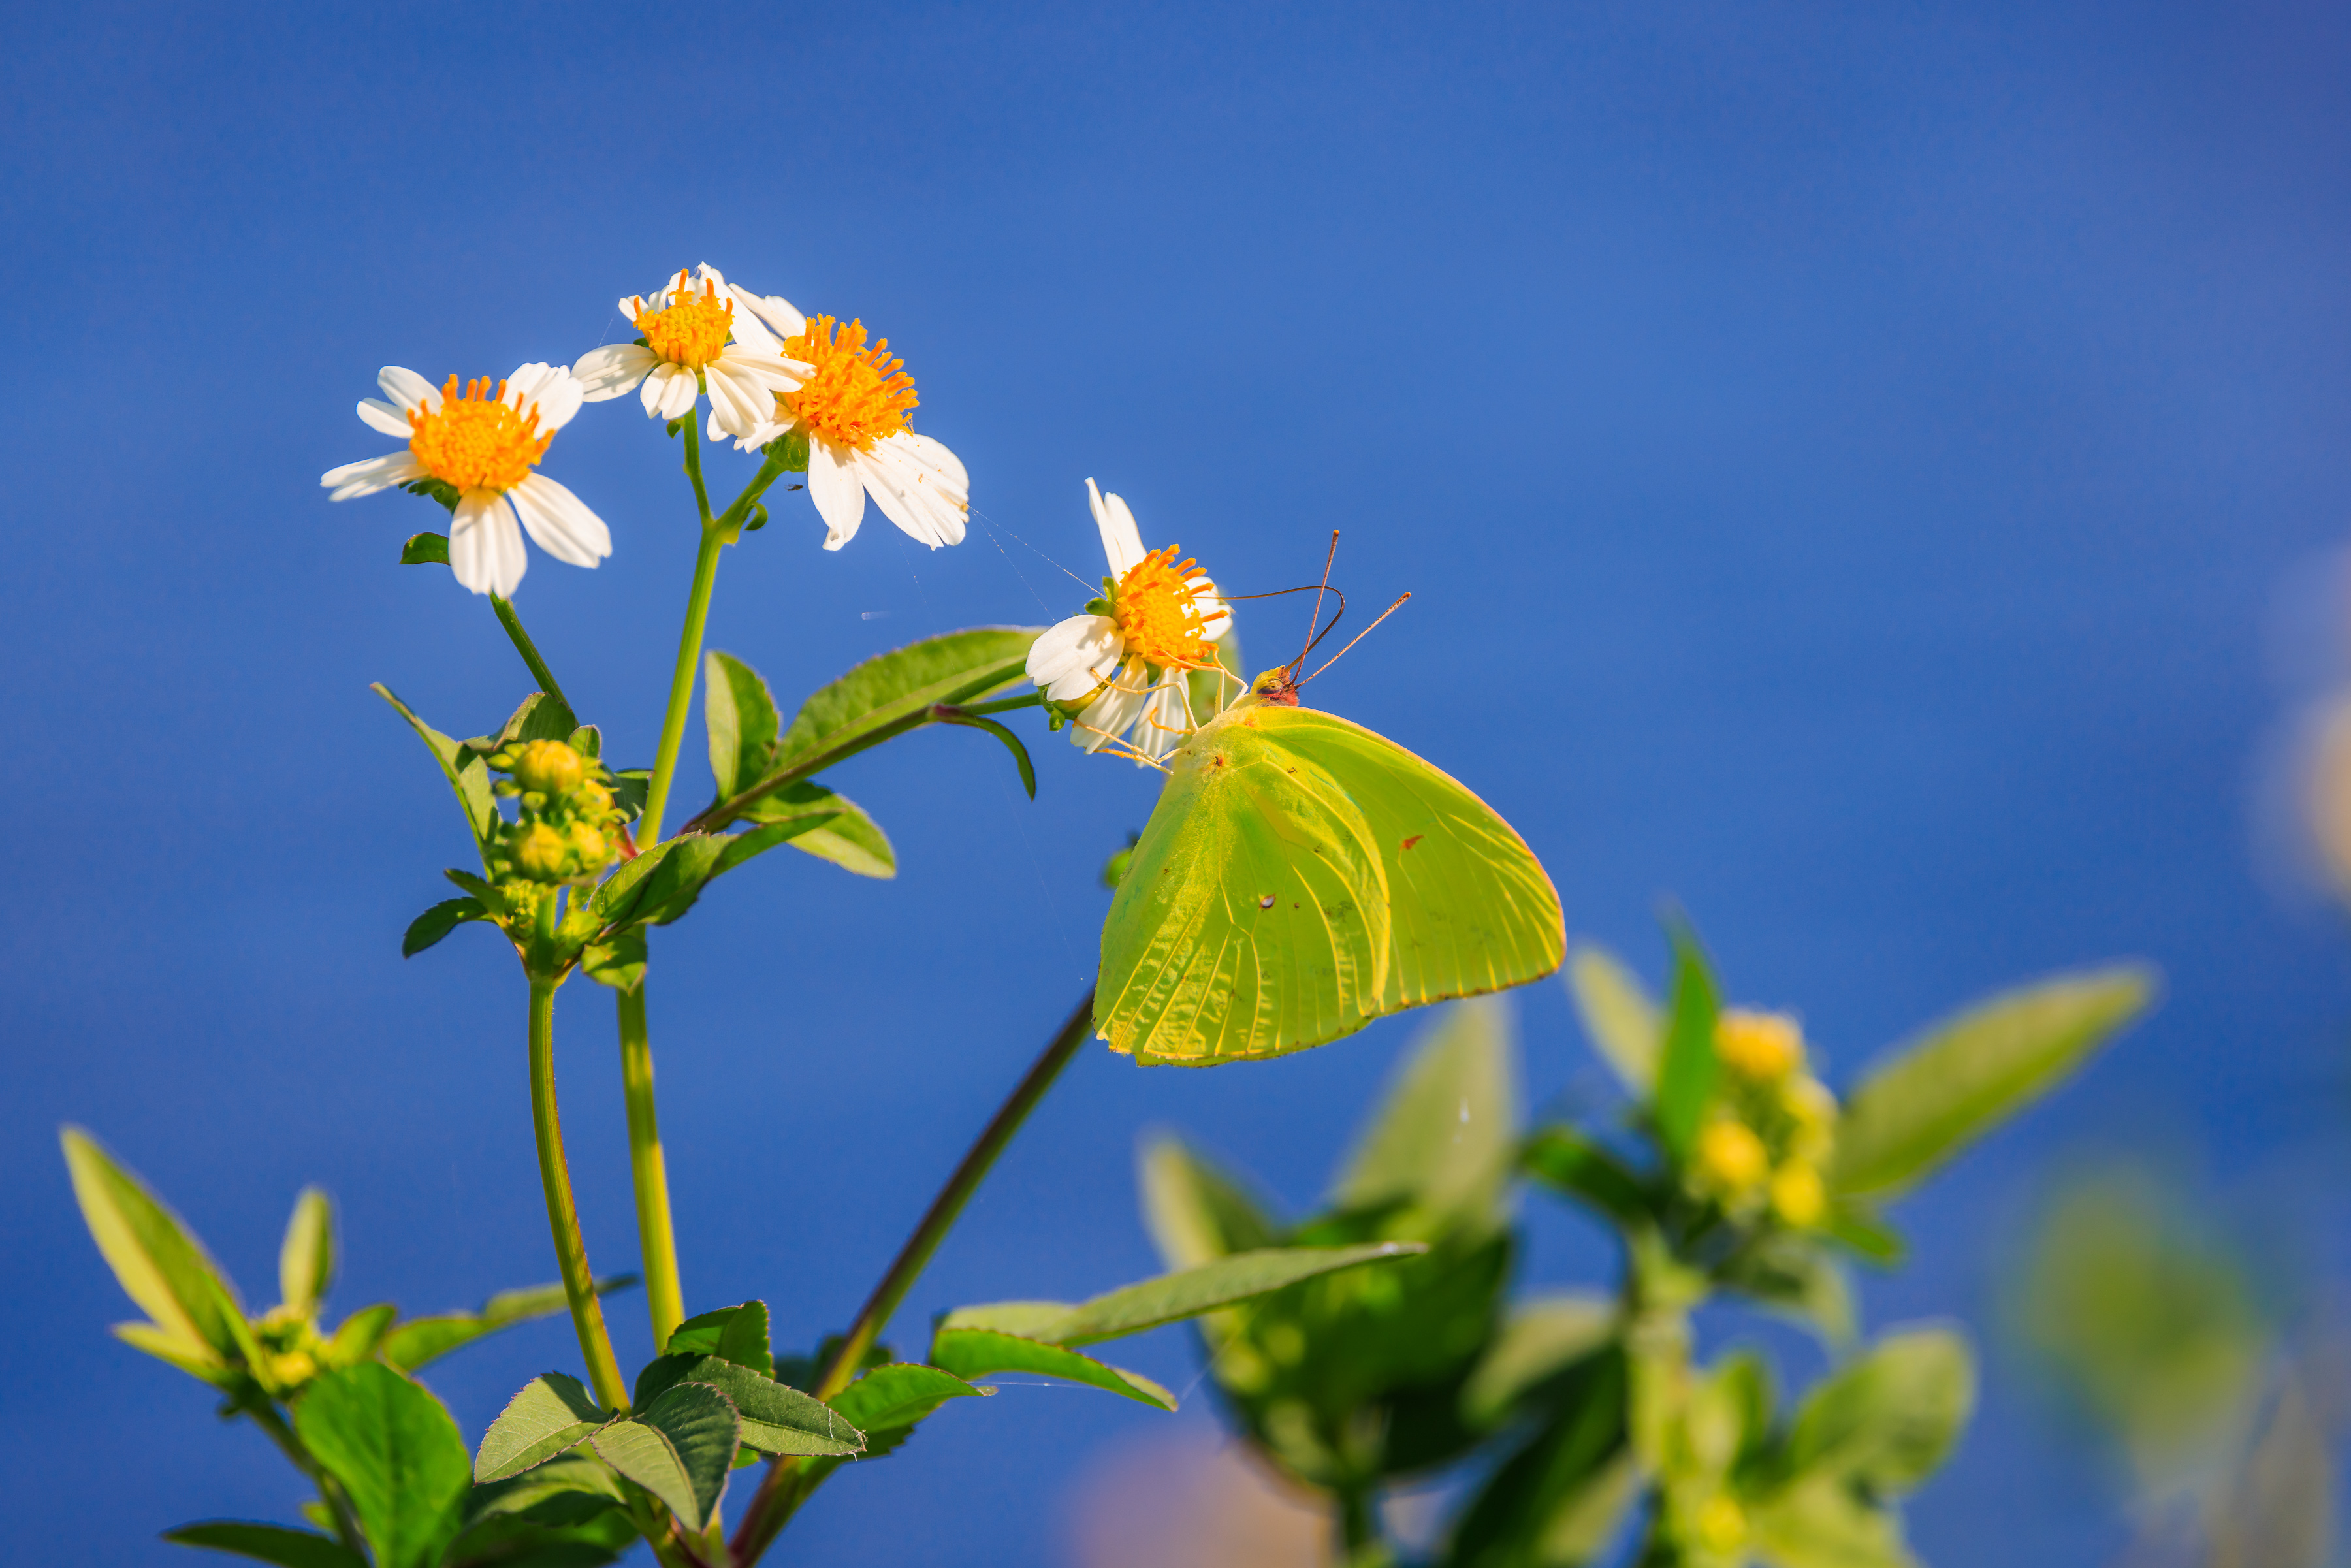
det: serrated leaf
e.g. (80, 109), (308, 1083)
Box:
(1834, 966), (2156, 1198)
(278, 1188), (333, 1317)
(664, 1300), (775, 1377)
(742, 782), (895, 878)
(475, 1373), (609, 1483)
(633, 1355), (863, 1456)
(62, 1127), (242, 1371)
(929, 1328), (1176, 1409)
(589, 835), (727, 929)
(704, 650), (780, 802)
(295, 1362), (470, 1568)
(1138, 1137), (1279, 1270)
(1566, 943), (1661, 1095)
(1460, 1292), (1618, 1427)
(381, 1276), (635, 1373)
(399, 532), (450, 566)
(1652, 921), (1721, 1161)
(588, 1382), (737, 1529)
(162, 1522), (367, 1568)
(460, 1451), (626, 1528)
(1330, 997), (1516, 1235)
(403, 897), (489, 958)
(775, 628), (1042, 767)
(827, 1362), (989, 1450)
(371, 684), (496, 856)
(940, 1243), (1426, 1347)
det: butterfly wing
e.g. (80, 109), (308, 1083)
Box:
(1253, 707), (1565, 1017)
(1096, 715), (1392, 1064)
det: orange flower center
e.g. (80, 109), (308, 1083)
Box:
(637, 276), (736, 370)
(406, 377), (552, 494)
(1113, 547), (1224, 670)
(778, 316), (916, 452)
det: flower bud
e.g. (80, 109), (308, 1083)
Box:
(568, 822), (609, 869)
(1696, 1496), (1748, 1553)
(515, 821), (569, 880)
(1769, 1162), (1827, 1228)
(1695, 1119), (1768, 1192)
(509, 739), (586, 796)
(1715, 1009), (1802, 1080)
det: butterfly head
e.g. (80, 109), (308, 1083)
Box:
(1251, 668), (1302, 707)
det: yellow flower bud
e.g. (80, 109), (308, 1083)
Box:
(568, 822), (610, 872)
(1696, 1494), (1748, 1554)
(509, 739), (585, 796)
(1716, 1010), (1802, 1080)
(1697, 1119), (1768, 1192)
(515, 821), (569, 880)
(268, 1349), (318, 1388)
(1770, 1162), (1827, 1228)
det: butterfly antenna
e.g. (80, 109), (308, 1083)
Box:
(1293, 530), (1343, 673)
(1302, 592), (1411, 685)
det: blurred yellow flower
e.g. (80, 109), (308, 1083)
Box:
(1716, 1010), (1802, 1080)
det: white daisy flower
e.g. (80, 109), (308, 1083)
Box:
(572, 266), (812, 443)
(730, 302), (968, 552)
(321, 364), (611, 598)
(1025, 479), (1231, 761)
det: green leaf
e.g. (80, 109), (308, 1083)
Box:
(827, 1363), (989, 1457)
(664, 1300), (774, 1377)
(634, 1355), (864, 1456)
(61, 1127), (243, 1373)
(295, 1362), (471, 1568)
(1748, 1478), (1912, 1568)
(1522, 1127), (1653, 1225)
(1721, 1236), (1855, 1347)
(460, 1452), (627, 1537)
(162, 1522), (367, 1568)
(773, 627), (1042, 769)
(467, 692), (581, 756)
(1826, 1200), (1906, 1266)
(579, 931), (646, 993)
(939, 1243), (1426, 1348)
(1651, 921), (1721, 1162)
(927, 1328), (1177, 1409)
(403, 897), (489, 958)
(742, 782), (895, 879)
(933, 707), (1037, 799)
(475, 1373), (610, 1483)
(381, 1276), (637, 1373)
(278, 1188), (333, 1317)
(328, 1302), (396, 1363)
(611, 769), (649, 824)
(1138, 1137), (1280, 1270)
(1329, 997), (1517, 1236)
(399, 532), (450, 566)
(587, 1381), (738, 1530)
(1445, 1349), (1629, 1568)
(371, 684), (496, 856)
(1459, 1292), (1617, 1428)
(589, 834), (728, 929)
(441, 1511), (633, 1568)
(1782, 1326), (1976, 1492)
(567, 725), (601, 761)
(1565, 943), (1661, 1095)
(1834, 965), (2156, 1198)
(704, 650), (781, 803)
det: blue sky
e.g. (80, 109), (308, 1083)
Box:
(7, 2), (2351, 1562)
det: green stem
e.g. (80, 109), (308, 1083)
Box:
(489, 594), (571, 711)
(249, 1401), (366, 1556)
(1336, 1488), (1388, 1567)
(618, 982), (686, 1349)
(639, 523), (726, 847)
(730, 988), (1098, 1565)
(528, 966), (629, 1409)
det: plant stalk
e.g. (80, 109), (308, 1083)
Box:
(489, 593), (571, 711)
(528, 965), (628, 1409)
(249, 1401), (368, 1557)
(639, 520), (726, 846)
(618, 982), (685, 1349)
(729, 987), (1098, 1563)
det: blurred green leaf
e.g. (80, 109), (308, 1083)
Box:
(632, 1355), (863, 1456)
(62, 1127), (244, 1375)
(328, 1302), (396, 1363)
(295, 1362), (470, 1568)
(1445, 1349), (1629, 1568)
(1460, 1292), (1617, 1428)
(665, 1300), (774, 1377)
(587, 1382), (737, 1531)
(739, 780), (895, 880)
(1330, 997), (1518, 1236)
(1565, 944), (1661, 1096)
(278, 1188), (333, 1317)
(1522, 1128), (1652, 1226)
(942, 1243), (1426, 1348)
(475, 1373), (609, 1484)
(398, 532), (450, 566)
(1782, 1326), (1975, 1492)
(382, 1276), (636, 1373)
(929, 1328), (1177, 1409)
(161, 1522), (366, 1568)
(1825, 1201), (1906, 1267)
(704, 650), (781, 803)
(371, 684), (495, 857)
(441, 1509), (633, 1568)
(1651, 922), (1721, 1162)
(1748, 1477), (1912, 1568)
(1721, 1236), (1856, 1347)
(1138, 1137), (1279, 1270)
(402, 897), (490, 958)
(1834, 966), (2156, 1198)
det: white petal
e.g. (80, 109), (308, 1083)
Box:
(1087, 479), (1147, 576)
(575, 344), (658, 400)
(321, 453), (424, 500)
(377, 366), (440, 414)
(857, 436), (967, 549)
(357, 398), (413, 438)
(1135, 675), (1195, 762)
(725, 300), (781, 355)
(654, 364), (700, 420)
(807, 438), (867, 549)
(511, 474), (612, 566)
(716, 344), (808, 392)
(1072, 660), (1151, 753)
(1027, 615), (1123, 689)
(739, 291), (806, 340)
(503, 363), (584, 432)
(702, 362), (769, 440)
(449, 492), (526, 596)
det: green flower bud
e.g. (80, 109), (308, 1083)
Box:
(509, 739), (586, 796)
(515, 822), (568, 880)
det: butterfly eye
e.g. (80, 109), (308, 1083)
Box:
(1258, 894), (1275, 910)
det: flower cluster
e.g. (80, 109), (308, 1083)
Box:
(1687, 1009), (1837, 1229)
(485, 739), (628, 887)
